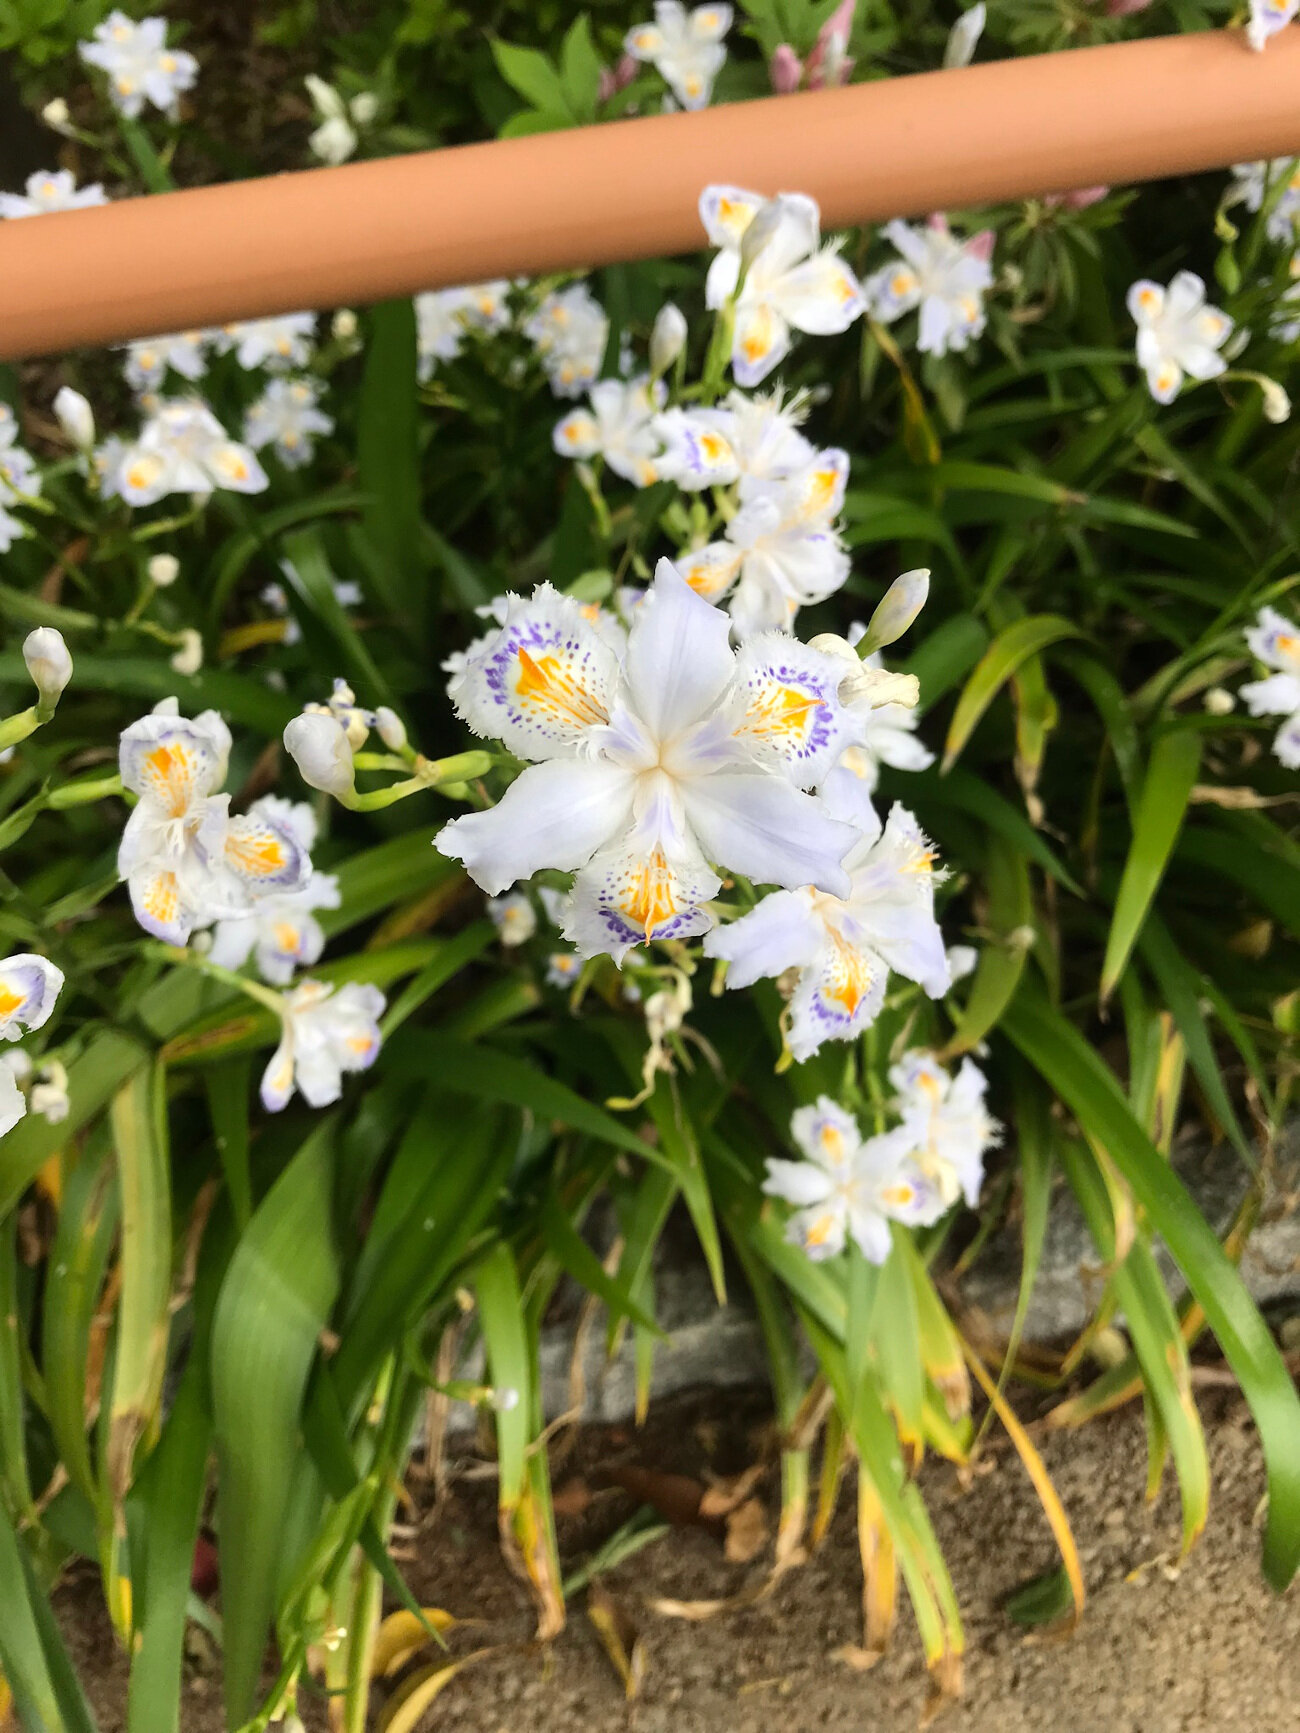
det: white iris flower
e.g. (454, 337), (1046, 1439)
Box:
(1247, 0), (1298, 51)
(764, 1095), (942, 1263)
(704, 803), (949, 1060)
(1229, 159), (1300, 246)
(866, 217), (995, 357)
(78, 11), (198, 118)
(700, 187), (865, 386)
(244, 377), (334, 468)
(652, 388), (816, 491)
(103, 398), (267, 506)
(0, 170), (107, 219)
(0, 422), (41, 553)
(207, 799), (340, 985)
(890, 1050), (1000, 1209)
(523, 284), (610, 398)
(673, 449), (851, 637)
(553, 376), (666, 486)
(122, 330), (208, 395)
(437, 561), (858, 963)
(1240, 604), (1300, 767)
(1127, 272), (1233, 405)
(487, 891), (538, 948)
(218, 313), (316, 372)
(118, 699), (311, 945)
(260, 980), (385, 1112)
(624, 3), (732, 109)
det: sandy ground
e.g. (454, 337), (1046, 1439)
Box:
(59, 1387), (1300, 1732)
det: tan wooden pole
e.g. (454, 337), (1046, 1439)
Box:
(1, 26), (1298, 361)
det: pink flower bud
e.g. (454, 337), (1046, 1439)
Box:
(769, 44), (804, 93)
(600, 52), (639, 102)
(1044, 185), (1110, 211)
(807, 0), (856, 86)
(1105, 0), (1155, 15)
(966, 228), (996, 261)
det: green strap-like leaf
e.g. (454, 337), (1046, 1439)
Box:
(942, 614), (1084, 772)
(1002, 982), (1300, 1589)
(1100, 728), (1202, 1001)
(211, 1117), (342, 1724)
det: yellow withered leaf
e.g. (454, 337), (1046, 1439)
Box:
(370, 1607), (462, 1678)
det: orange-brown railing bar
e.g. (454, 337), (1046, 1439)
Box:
(1, 27), (1298, 361)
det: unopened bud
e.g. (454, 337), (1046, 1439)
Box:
(148, 553), (180, 587)
(373, 705), (407, 752)
(943, 2), (986, 69)
(858, 568), (930, 656)
(491, 1386), (520, 1413)
(42, 97), (72, 134)
(331, 308), (358, 341)
(23, 627), (72, 708)
(349, 90), (379, 124)
(1203, 687), (1236, 716)
(769, 44), (804, 93)
(650, 302), (688, 375)
(1261, 377), (1291, 424)
(169, 628), (203, 676)
(53, 386), (94, 449)
(284, 711), (355, 799)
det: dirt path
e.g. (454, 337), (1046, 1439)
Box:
(59, 1390), (1300, 1731)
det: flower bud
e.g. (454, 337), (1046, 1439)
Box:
(284, 711), (355, 799)
(649, 302), (687, 375)
(858, 568), (930, 655)
(53, 386), (94, 449)
(170, 628), (203, 676)
(42, 97), (72, 134)
(373, 705), (407, 752)
(1203, 687), (1236, 716)
(349, 90), (378, 124)
(1261, 377), (1292, 424)
(769, 44), (804, 93)
(943, 2), (986, 69)
(148, 553), (180, 587)
(331, 308), (358, 341)
(23, 628), (72, 708)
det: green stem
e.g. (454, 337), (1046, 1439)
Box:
(141, 942), (286, 1018)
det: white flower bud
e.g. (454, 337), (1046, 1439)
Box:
(331, 308), (358, 341)
(53, 386), (94, 449)
(169, 628), (203, 676)
(650, 302), (687, 375)
(943, 2), (986, 69)
(349, 90), (379, 124)
(1261, 377), (1291, 424)
(491, 1386), (520, 1413)
(373, 706), (407, 752)
(285, 711), (355, 799)
(859, 568), (930, 655)
(42, 97), (72, 134)
(23, 628), (72, 707)
(1203, 687), (1236, 716)
(148, 553), (180, 587)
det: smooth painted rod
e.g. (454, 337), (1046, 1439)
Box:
(1, 27), (1298, 361)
